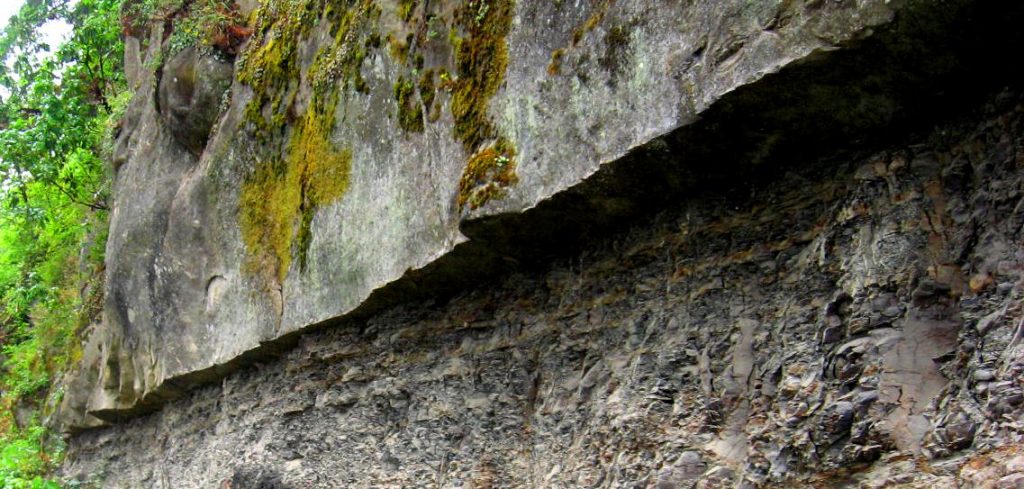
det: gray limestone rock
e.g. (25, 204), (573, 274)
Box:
(62, 0), (930, 426)
(60, 83), (1024, 488)
(157, 47), (234, 154)
(53, 0), (1024, 487)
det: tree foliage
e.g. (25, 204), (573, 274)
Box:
(0, 0), (126, 485)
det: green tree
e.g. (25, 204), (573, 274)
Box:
(0, 0), (126, 485)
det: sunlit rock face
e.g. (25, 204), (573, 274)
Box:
(56, 1), (1024, 486)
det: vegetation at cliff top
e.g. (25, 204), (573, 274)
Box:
(0, 0), (125, 485)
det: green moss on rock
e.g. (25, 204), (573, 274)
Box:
(238, 0), (379, 136)
(398, 0), (418, 22)
(387, 33), (411, 64)
(450, 0), (519, 210)
(419, 68), (441, 122)
(450, 0), (514, 153)
(394, 76), (425, 133)
(457, 137), (518, 210)
(547, 48), (565, 75)
(237, 0), (377, 282)
(240, 96), (352, 283)
(236, 1), (311, 135)
(311, 1), (381, 96)
(238, 0), (523, 272)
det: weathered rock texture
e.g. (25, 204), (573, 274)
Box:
(64, 91), (1024, 487)
(59, 0), (1024, 486)
(64, 0), (1024, 426)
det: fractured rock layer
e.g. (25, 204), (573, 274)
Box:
(64, 91), (1024, 488)
(64, 0), (1024, 427)
(64, 0), (1024, 429)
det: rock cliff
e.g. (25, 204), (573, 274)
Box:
(59, 0), (1024, 486)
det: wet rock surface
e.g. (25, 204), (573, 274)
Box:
(63, 92), (1024, 487)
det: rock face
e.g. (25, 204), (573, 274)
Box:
(58, 0), (1024, 486)
(62, 0), (931, 423)
(63, 91), (1024, 487)
(157, 47), (235, 154)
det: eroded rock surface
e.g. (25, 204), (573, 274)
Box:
(60, 0), (1024, 430)
(157, 47), (234, 154)
(57, 0), (1024, 486)
(67, 0), (897, 422)
(63, 91), (1024, 487)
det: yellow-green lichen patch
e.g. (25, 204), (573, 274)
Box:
(394, 76), (425, 133)
(419, 68), (441, 122)
(398, 0), (418, 22)
(457, 138), (518, 210)
(292, 99), (353, 271)
(450, 0), (514, 154)
(237, 0), (379, 282)
(448, 0), (519, 210)
(240, 156), (300, 284)
(240, 98), (352, 283)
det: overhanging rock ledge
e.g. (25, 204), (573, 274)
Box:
(58, 0), (1024, 432)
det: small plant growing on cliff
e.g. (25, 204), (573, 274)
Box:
(457, 138), (519, 210)
(166, 0), (252, 57)
(474, 1), (490, 25)
(124, 0), (252, 58)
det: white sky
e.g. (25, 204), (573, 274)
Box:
(0, 0), (22, 29)
(0, 0), (74, 99)
(0, 0), (74, 49)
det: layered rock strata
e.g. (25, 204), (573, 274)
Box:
(63, 0), (1024, 427)
(58, 0), (1024, 486)
(65, 88), (1024, 487)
